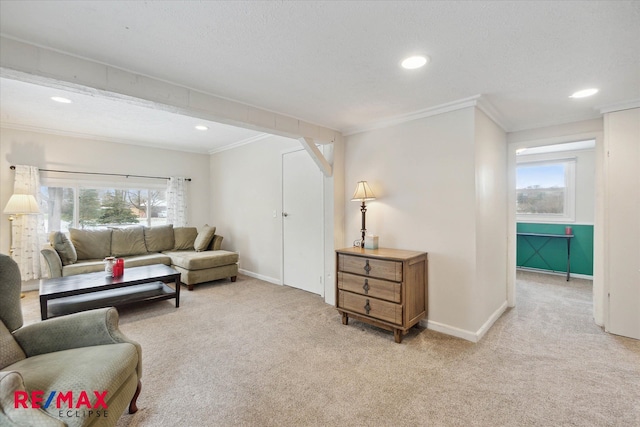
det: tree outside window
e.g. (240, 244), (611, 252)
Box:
(99, 190), (139, 225)
(41, 185), (167, 232)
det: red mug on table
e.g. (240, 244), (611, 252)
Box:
(112, 258), (125, 277)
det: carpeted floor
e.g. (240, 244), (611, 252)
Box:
(20, 271), (640, 426)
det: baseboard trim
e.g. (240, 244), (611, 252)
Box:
(569, 273), (593, 280)
(422, 300), (508, 343)
(239, 269), (511, 343)
(516, 267), (593, 281)
(21, 279), (39, 293)
(238, 269), (281, 285)
(475, 301), (509, 342)
(423, 319), (478, 342)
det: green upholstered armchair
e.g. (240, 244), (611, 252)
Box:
(0, 254), (142, 426)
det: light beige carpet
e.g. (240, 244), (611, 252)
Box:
(20, 271), (640, 426)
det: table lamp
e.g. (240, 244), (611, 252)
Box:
(351, 181), (376, 248)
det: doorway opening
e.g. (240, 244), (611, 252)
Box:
(513, 139), (597, 312)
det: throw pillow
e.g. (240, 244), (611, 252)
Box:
(111, 227), (147, 257)
(69, 228), (112, 260)
(49, 231), (77, 265)
(173, 227), (198, 250)
(144, 224), (175, 252)
(194, 224), (216, 252)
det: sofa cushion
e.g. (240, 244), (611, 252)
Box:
(69, 228), (112, 261)
(121, 253), (172, 268)
(172, 263), (238, 286)
(144, 224), (174, 252)
(0, 322), (26, 370)
(194, 225), (216, 252)
(165, 250), (239, 270)
(62, 254), (172, 276)
(49, 232), (77, 266)
(173, 227), (198, 250)
(111, 227), (147, 257)
(62, 260), (105, 276)
(208, 235), (223, 251)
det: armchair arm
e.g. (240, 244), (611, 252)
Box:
(13, 308), (142, 378)
(0, 371), (65, 426)
(40, 245), (62, 278)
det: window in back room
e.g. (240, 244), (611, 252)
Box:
(516, 158), (576, 222)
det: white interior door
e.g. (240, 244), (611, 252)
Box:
(282, 149), (323, 295)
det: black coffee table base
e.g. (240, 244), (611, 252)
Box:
(39, 264), (181, 320)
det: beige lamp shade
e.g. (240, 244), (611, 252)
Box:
(351, 181), (376, 202)
(3, 194), (40, 215)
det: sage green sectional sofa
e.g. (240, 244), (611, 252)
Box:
(41, 224), (238, 291)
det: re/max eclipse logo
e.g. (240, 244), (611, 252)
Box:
(15, 390), (109, 418)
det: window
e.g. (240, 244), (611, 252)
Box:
(516, 159), (576, 222)
(41, 182), (167, 233)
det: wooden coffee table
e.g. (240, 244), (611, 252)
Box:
(39, 264), (181, 320)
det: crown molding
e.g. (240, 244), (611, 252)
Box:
(208, 133), (272, 155)
(475, 96), (512, 131)
(0, 122), (210, 154)
(506, 112), (605, 134)
(342, 94), (511, 136)
(342, 95), (480, 136)
(597, 98), (640, 114)
(4, 121), (272, 155)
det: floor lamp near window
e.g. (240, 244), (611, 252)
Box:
(351, 181), (376, 248)
(3, 194), (40, 297)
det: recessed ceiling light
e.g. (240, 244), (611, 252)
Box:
(569, 88), (599, 98)
(401, 55), (429, 70)
(195, 125), (208, 131)
(51, 96), (72, 103)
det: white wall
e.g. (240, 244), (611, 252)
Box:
(474, 109), (508, 331)
(603, 107), (640, 339)
(0, 128), (211, 253)
(322, 139), (345, 306)
(209, 135), (300, 283)
(344, 106), (507, 339)
(209, 135), (345, 303)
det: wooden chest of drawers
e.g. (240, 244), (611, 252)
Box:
(335, 247), (428, 343)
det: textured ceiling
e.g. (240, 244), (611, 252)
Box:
(0, 1), (639, 150)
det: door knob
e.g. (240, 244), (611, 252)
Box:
(282, 212), (289, 217)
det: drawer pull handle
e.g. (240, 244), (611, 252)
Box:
(364, 299), (371, 314)
(363, 279), (370, 294)
(364, 260), (371, 275)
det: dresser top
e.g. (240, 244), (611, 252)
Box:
(336, 247), (427, 261)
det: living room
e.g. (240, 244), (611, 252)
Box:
(1, 1), (639, 426)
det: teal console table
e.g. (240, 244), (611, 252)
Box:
(517, 232), (574, 281)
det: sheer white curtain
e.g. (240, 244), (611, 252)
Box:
(166, 177), (188, 227)
(12, 165), (46, 280)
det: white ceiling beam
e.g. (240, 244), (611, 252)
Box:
(298, 137), (333, 177)
(0, 36), (342, 145)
